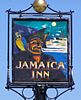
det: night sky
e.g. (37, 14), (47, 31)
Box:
(14, 19), (68, 38)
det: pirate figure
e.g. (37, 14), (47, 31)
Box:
(14, 28), (55, 63)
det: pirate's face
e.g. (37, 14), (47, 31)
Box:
(28, 37), (44, 55)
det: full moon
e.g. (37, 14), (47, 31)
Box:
(52, 22), (57, 26)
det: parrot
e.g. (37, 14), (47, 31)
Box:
(15, 32), (27, 51)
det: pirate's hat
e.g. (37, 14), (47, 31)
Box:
(27, 28), (49, 42)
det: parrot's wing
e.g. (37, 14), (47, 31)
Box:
(22, 37), (27, 49)
(16, 39), (26, 51)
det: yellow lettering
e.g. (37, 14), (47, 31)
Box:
(38, 62), (45, 69)
(58, 62), (65, 69)
(51, 61), (57, 68)
(32, 71), (35, 78)
(22, 61), (29, 68)
(30, 61), (37, 69)
(44, 71), (49, 78)
(16, 61), (22, 68)
(36, 71), (42, 78)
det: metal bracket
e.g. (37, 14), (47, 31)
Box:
(5, 85), (74, 100)
(5, 87), (35, 100)
(46, 87), (74, 100)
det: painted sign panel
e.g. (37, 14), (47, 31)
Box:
(12, 18), (70, 85)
